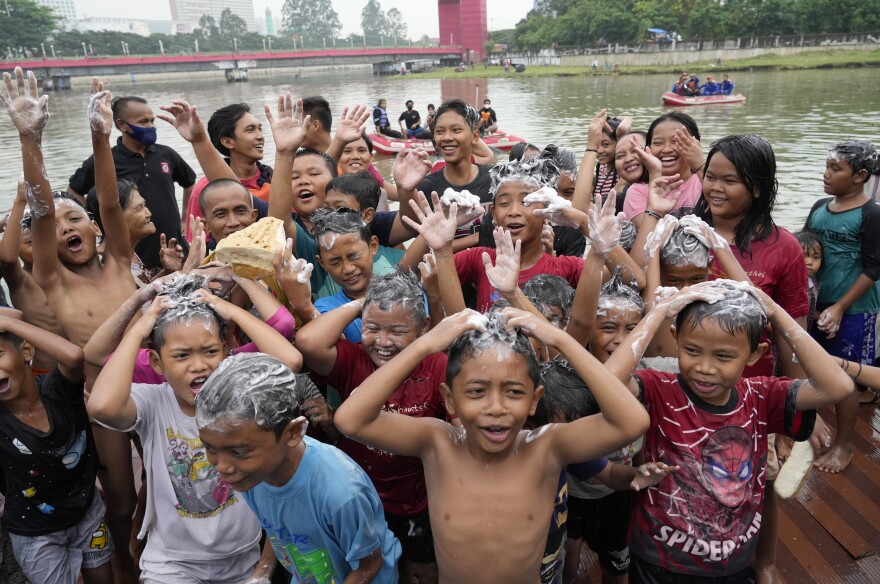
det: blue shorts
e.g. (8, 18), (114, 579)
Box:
(810, 310), (876, 364)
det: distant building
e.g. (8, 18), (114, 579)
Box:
(36, 0), (76, 21)
(169, 0), (257, 33)
(265, 6), (275, 37)
(72, 17), (151, 36)
(439, 0), (488, 61)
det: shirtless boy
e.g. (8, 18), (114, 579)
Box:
(334, 309), (649, 583)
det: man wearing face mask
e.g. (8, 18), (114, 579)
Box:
(68, 95), (196, 270)
(478, 99), (498, 135)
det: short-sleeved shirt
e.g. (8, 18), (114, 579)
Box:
(69, 138), (197, 267)
(183, 161), (273, 242)
(243, 436), (401, 581)
(0, 369), (97, 536)
(312, 340), (447, 517)
(629, 370), (815, 577)
(315, 246), (405, 300)
(399, 110), (421, 129)
(478, 211), (586, 258)
(805, 197), (880, 314)
(128, 383), (261, 560)
(455, 247), (584, 312)
(623, 174), (702, 220)
(710, 226), (810, 377)
(418, 165), (493, 205)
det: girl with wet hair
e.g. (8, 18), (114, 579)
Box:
(803, 138), (880, 474)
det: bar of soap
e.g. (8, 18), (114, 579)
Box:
(774, 441), (814, 499)
(214, 217), (285, 280)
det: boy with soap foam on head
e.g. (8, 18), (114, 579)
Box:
(604, 280), (852, 582)
(334, 306), (649, 583)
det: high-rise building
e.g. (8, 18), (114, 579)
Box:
(439, 0), (488, 61)
(169, 0), (257, 33)
(36, 0), (76, 22)
(265, 6), (275, 37)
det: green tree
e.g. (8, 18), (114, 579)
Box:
(219, 8), (248, 39)
(282, 0), (341, 42)
(0, 0), (58, 57)
(196, 14), (219, 38)
(361, 0), (387, 39)
(385, 8), (408, 40)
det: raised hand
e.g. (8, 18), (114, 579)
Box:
(630, 462), (679, 492)
(643, 214), (680, 262)
(156, 99), (206, 143)
(528, 187), (586, 230)
(86, 77), (113, 135)
(301, 396), (334, 425)
(265, 92), (310, 155)
(182, 215), (206, 272)
(614, 115), (633, 139)
(440, 188), (484, 228)
(645, 173), (684, 218)
(334, 104), (370, 144)
(192, 288), (237, 320)
(483, 227), (521, 295)
(158, 233), (184, 273)
(672, 127), (704, 173)
(678, 214), (727, 250)
(633, 146), (663, 181)
(588, 191), (624, 257)
(273, 238), (314, 310)
(132, 295), (172, 338)
(392, 147), (432, 191)
(421, 309), (487, 354)
(401, 190), (458, 251)
(418, 252), (437, 287)
(1, 67), (49, 137)
(586, 108), (607, 150)
(541, 223), (555, 256)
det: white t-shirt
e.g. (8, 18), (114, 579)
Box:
(128, 383), (261, 561)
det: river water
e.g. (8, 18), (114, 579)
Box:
(2, 67), (878, 231)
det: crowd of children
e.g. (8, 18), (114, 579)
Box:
(0, 64), (878, 584)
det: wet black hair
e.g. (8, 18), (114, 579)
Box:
(302, 95), (332, 133)
(325, 170), (381, 211)
(295, 148), (339, 178)
(694, 134), (778, 256)
(310, 207), (372, 251)
(531, 358), (599, 427)
(541, 144), (578, 178)
(148, 275), (227, 351)
(198, 178), (252, 215)
(85, 178), (139, 234)
(363, 268), (427, 327)
(523, 274), (574, 325)
(110, 96), (148, 124)
(508, 142), (540, 162)
(599, 267), (646, 316)
(647, 111), (701, 144)
(446, 313), (540, 387)
(433, 99), (481, 132)
(208, 103), (253, 157)
(602, 117), (623, 141)
(490, 156), (561, 198)
(795, 229), (824, 268)
(828, 140), (880, 177)
(675, 284), (767, 352)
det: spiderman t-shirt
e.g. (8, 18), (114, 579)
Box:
(629, 370), (815, 577)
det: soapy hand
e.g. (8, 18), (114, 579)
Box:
(527, 187), (583, 229)
(678, 215), (727, 250)
(1, 67), (49, 137)
(483, 227), (521, 295)
(587, 190), (624, 257)
(265, 93), (310, 155)
(87, 78), (113, 135)
(643, 214), (680, 262)
(402, 190), (458, 251)
(440, 188), (484, 228)
(656, 281), (726, 318)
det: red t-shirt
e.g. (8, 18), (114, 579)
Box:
(710, 227), (809, 376)
(314, 339), (447, 517)
(454, 247), (584, 313)
(184, 168), (272, 242)
(629, 370), (815, 577)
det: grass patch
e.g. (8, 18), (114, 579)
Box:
(402, 48), (880, 79)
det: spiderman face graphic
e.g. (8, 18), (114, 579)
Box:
(698, 426), (754, 508)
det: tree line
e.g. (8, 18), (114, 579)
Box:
(514, 0), (880, 50)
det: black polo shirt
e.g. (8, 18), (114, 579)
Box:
(68, 138), (197, 268)
(399, 109), (421, 130)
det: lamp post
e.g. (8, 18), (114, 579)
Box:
(82, 41), (88, 57)
(268, 37), (272, 51)
(50, 44), (56, 58)
(159, 40), (164, 55)
(194, 39), (199, 54)
(233, 37), (238, 53)
(40, 43), (46, 58)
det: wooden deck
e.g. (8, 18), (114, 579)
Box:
(571, 403), (880, 583)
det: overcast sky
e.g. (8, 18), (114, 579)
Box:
(73, 0), (534, 37)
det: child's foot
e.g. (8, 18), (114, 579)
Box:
(859, 387), (880, 405)
(814, 443), (853, 473)
(757, 564), (781, 584)
(775, 435), (793, 464)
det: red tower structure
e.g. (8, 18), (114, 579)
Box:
(439, 0), (488, 62)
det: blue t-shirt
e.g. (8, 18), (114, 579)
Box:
(242, 437), (401, 582)
(315, 289), (364, 342)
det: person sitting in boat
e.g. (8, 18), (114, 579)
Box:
(672, 72), (688, 95)
(478, 99), (498, 136)
(398, 100), (430, 139)
(699, 75), (720, 95)
(372, 98), (403, 139)
(686, 74), (701, 95)
(422, 103), (436, 133)
(721, 74), (735, 95)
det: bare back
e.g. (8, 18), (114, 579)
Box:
(424, 423), (562, 584)
(8, 271), (68, 369)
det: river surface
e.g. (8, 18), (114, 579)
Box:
(2, 67), (878, 231)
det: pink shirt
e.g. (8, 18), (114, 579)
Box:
(623, 174), (703, 220)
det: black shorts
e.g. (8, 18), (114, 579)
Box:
(630, 555), (756, 584)
(384, 512), (436, 564)
(567, 491), (633, 574)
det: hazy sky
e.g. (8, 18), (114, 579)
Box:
(73, 0), (534, 37)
